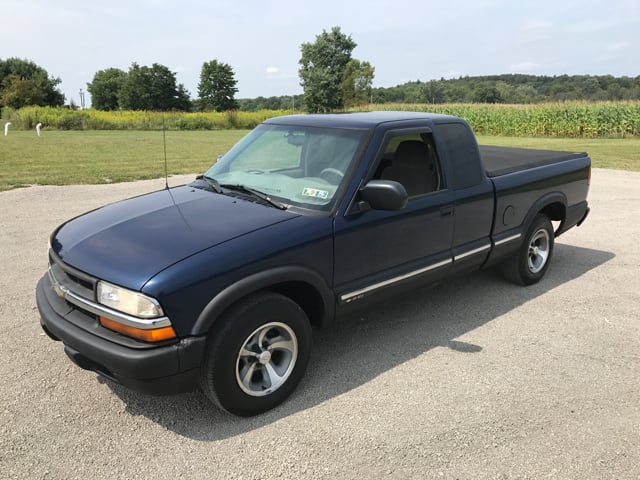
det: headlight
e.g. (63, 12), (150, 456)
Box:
(97, 281), (164, 318)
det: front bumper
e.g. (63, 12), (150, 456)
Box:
(36, 274), (207, 395)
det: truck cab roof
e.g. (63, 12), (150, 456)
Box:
(264, 111), (464, 129)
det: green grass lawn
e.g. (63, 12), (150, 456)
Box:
(0, 130), (248, 191)
(1, 130), (638, 192)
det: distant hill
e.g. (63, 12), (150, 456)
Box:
(371, 74), (640, 104)
(237, 74), (640, 111)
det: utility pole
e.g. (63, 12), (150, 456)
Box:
(79, 89), (85, 110)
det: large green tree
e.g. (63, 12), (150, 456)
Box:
(421, 80), (445, 104)
(298, 26), (357, 112)
(341, 59), (375, 108)
(472, 84), (503, 103)
(0, 57), (64, 108)
(1, 75), (46, 108)
(197, 60), (238, 112)
(118, 62), (191, 111)
(87, 68), (127, 110)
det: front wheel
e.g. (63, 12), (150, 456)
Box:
(502, 214), (555, 286)
(199, 292), (312, 416)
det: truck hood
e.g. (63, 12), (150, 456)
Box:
(52, 185), (300, 290)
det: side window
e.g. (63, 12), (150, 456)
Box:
(373, 132), (443, 197)
(435, 123), (483, 190)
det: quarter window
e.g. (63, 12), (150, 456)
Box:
(434, 123), (483, 190)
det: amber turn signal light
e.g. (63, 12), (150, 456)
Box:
(99, 316), (177, 342)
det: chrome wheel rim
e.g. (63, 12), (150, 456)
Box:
(235, 322), (298, 397)
(528, 228), (550, 274)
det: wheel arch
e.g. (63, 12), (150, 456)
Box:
(523, 192), (567, 238)
(191, 266), (335, 336)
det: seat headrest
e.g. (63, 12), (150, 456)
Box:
(394, 140), (429, 168)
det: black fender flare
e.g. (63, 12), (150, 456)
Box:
(191, 266), (335, 335)
(520, 191), (567, 240)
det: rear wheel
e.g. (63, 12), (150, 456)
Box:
(199, 292), (312, 416)
(502, 214), (554, 286)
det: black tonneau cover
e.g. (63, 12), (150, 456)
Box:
(480, 145), (587, 177)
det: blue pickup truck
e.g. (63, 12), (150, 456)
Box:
(37, 112), (590, 416)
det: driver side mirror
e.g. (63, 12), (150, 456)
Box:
(357, 180), (408, 211)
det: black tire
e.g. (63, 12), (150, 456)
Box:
(502, 214), (555, 286)
(199, 291), (312, 416)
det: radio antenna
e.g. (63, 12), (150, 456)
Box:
(162, 114), (169, 190)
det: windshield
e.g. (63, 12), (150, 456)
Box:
(205, 123), (368, 210)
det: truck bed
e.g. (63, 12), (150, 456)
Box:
(479, 145), (587, 177)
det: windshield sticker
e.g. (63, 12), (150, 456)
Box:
(302, 188), (329, 200)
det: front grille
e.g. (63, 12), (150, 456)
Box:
(49, 250), (97, 301)
(45, 250), (173, 349)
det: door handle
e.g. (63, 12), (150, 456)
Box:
(440, 205), (455, 217)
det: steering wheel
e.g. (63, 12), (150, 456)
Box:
(319, 168), (344, 184)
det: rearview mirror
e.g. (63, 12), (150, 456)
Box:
(286, 132), (305, 147)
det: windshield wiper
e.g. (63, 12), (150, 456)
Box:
(220, 184), (287, 210)
(193, 174), (222, 193)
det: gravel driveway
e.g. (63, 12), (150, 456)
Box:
(1, 169), (638, 479)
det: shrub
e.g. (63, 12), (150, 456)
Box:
(5, 103), (639, 137)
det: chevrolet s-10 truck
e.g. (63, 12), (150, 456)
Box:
(37, 112), (590, 416)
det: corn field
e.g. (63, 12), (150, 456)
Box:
(3, 101), (640, 138)
(368, 102), (640, 138)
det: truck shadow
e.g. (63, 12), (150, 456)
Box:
(105, 242), (614, 440)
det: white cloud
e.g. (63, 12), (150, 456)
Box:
(568, 19), (615, 33)
(519, 19), (554, 43)
(606, 41), (630, 50)
(442, 70), (462, 80)
(510, 62), (541, 72)
(264, 67), (298, 82)
(523, 20), (553, 30)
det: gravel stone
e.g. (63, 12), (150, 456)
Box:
(1, 169), (638, 479)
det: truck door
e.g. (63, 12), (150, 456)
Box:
(333, 129), (455, 311)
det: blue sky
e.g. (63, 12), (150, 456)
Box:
(1, 0), (638, 106)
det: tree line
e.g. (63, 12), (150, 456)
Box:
(371, 74), (640, 104)
(86, 60), (238, 112)
(2, 25), (640, 114)
(0, 58), (239, 113)
(237, 73), (640, 110)
(0, 27), (374, 114)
